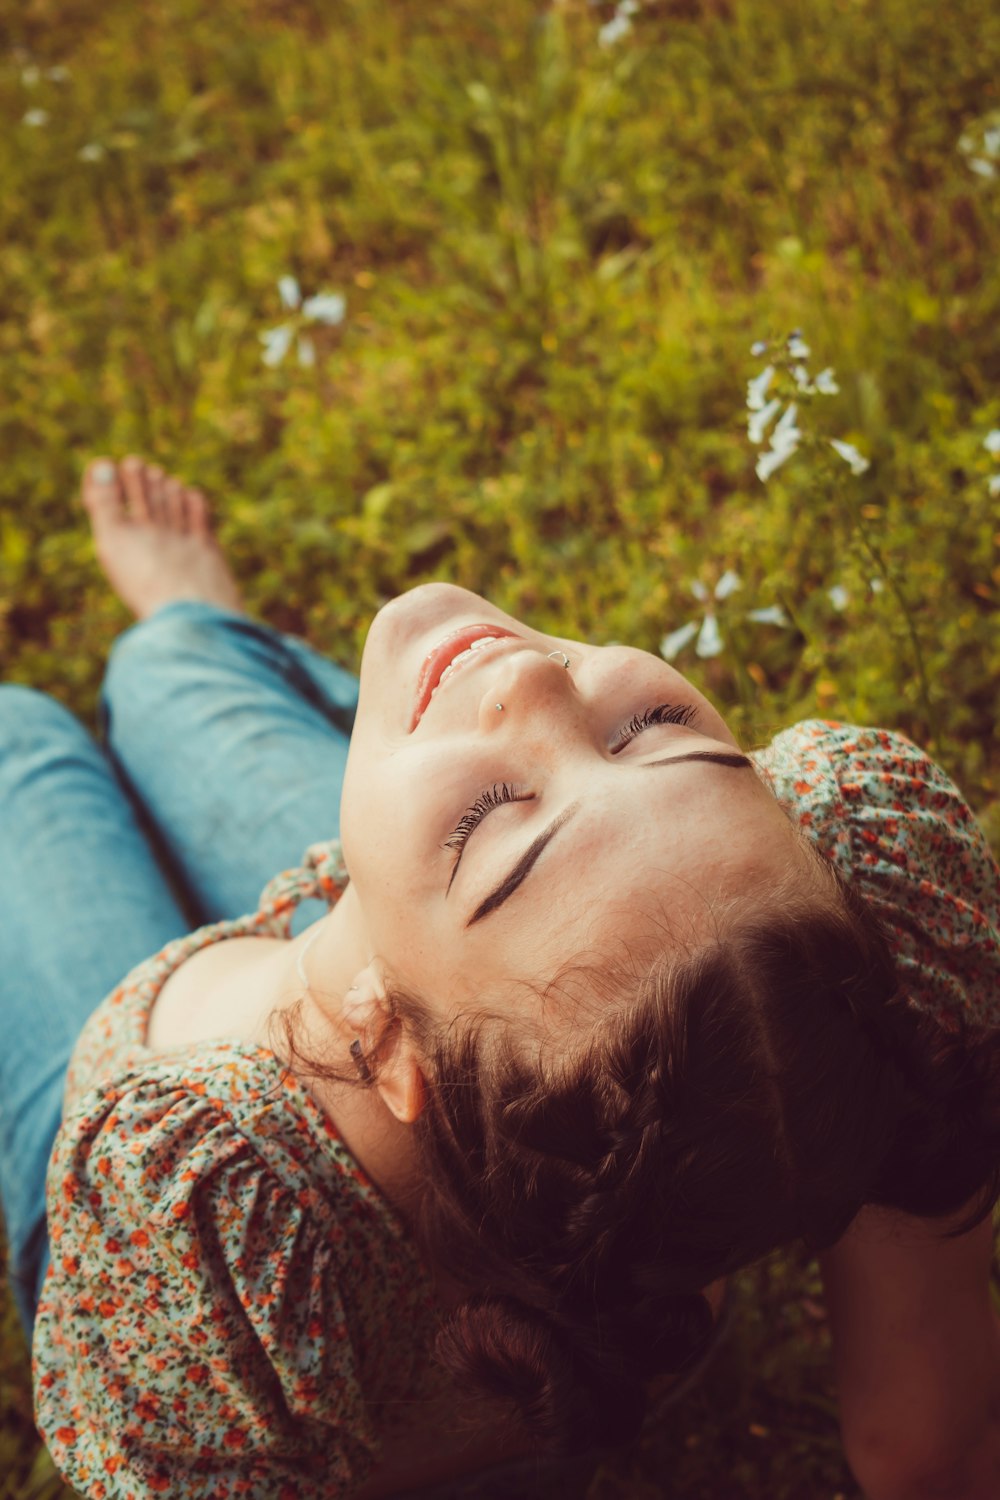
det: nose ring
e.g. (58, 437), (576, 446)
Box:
(547, 650), (571, 669)
(495, 703), (504, 712)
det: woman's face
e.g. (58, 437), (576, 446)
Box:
(340, 584), (805, 1018)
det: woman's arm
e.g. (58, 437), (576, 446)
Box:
(820, 1199), (1000, 1500)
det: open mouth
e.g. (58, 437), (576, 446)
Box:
(410, 624), (519, 730)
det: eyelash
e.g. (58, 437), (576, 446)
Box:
(443, 782), (531, 853)
(443, 701), (697, 856)
(612, 701), (697, 752)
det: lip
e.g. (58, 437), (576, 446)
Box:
(410, 624), (520, 731)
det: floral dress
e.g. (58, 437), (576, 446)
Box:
(31, 722), (1000, 1499)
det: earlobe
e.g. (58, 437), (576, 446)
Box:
(343, 964), (426, 1123)
(375, 1037), (426, 1124)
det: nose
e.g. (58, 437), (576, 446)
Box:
(477, 646), (575, 732)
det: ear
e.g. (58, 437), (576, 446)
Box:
(344, 964), (427, 1126)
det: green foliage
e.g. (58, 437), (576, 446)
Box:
(1, 0), (998, 1493)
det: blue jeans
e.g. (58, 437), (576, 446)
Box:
(0, 602), (360, 1340)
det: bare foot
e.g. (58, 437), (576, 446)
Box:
(81, 455), (244, 620)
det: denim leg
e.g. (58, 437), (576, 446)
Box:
(101, 602), (360, 934)
(0, 687), (187, 1339)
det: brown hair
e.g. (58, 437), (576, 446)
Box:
(274, 857), (1000, 1453)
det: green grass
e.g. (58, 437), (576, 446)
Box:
(1, 0), (998, 1493)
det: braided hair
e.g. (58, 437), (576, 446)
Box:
(276, 856), (1000, 1452)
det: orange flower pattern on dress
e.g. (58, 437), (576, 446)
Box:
(33, 841), (442, 1498)
(753, 722), (1000, 1031)
(31, 726), (1000, 1496)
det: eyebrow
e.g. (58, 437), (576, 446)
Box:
(465, 750), (753, 927)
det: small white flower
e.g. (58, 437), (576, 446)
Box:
(814, 367), (840, 395)
(297, 334), (316, 368)
(302, 292), (346, 325)
(746, 365), (775, 411)
(756, 445), (794, 482)
(869, 577), (885, 594)
(829, 437), (870, 475)
(969, 158), (997, 178)
(21, 64), (41, 86)
(23, 108), (49, 127)
(791, 364), (815, 393)
(747, 396), (781, 445)
(984, 429), (1000, 456)
(278, 275), (302, 310)
(745, 605), (789, 626)
(755, 403), (801, 481)
(599, 14), (633, 46)
(989, 475), (1000, 498)
(259, 325), (295, 366)
(827, 585), (850, 611)
(619, 0), (641, 13)
(695, 615), (723, 657)
(750, 340), (769, 357)
(659, 620), (700, 660)
(78, 141), (106, 161)
(714, 569), (742, 600)
(787, 336), (811, 360)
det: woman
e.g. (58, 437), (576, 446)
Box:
(3, 455), (999, 1499)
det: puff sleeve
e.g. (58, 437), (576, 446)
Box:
(33, 1051), (433, 1500)
(755, 721), (1000, 1032)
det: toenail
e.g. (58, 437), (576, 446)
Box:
(92, 461), (116, 485)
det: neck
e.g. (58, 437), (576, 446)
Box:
(271, 884), (424, 1223)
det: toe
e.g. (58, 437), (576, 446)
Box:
(82, 458), (126, 524)
(121, 455), (153, 521)
(164, 476), (188, 532)
(146, 465), (169, 523)
(185, 486), (210, 537)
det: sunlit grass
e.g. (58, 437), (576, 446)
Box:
(1, 0), (998, 1493)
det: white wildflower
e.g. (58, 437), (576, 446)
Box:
(984, 429), (1000, 456)
(746, 365), (775, 411)
(695, 615), (723, 658)
(261, 278), (346, 367)
(23, 108), (49, 127)
(750, 340), (769, 357)
(989, 475), (1000, 497)
(814, 367), (840, 395)
(756, 445), (793, 482)
(787, 335), (811, 360)
(747, 396), (781, 445)
(659, 620), (700, 660)
(969, 158), (997, 179)
(827, 585), (850, 611)
(791, 364), (815, 394)
(302, 292), (346, 325)
(78, 141), (106, 162)
(599, 14), (633, 46)
(21, 64), (41, 86)
(260, 325), (295, 366)
(869, 577), (885, 594)
(745, 605), (789, 626)
(715, 569), (742, 600)
(829, 437), (870, 475)
(660, 572), (785, 662)
(278, 275), (301, 310)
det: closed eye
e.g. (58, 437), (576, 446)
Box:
(612, 702), (697, 752)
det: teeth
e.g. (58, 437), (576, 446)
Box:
(430, 636), (502, 699)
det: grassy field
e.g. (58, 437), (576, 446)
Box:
(1, 0), (999, 1494)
